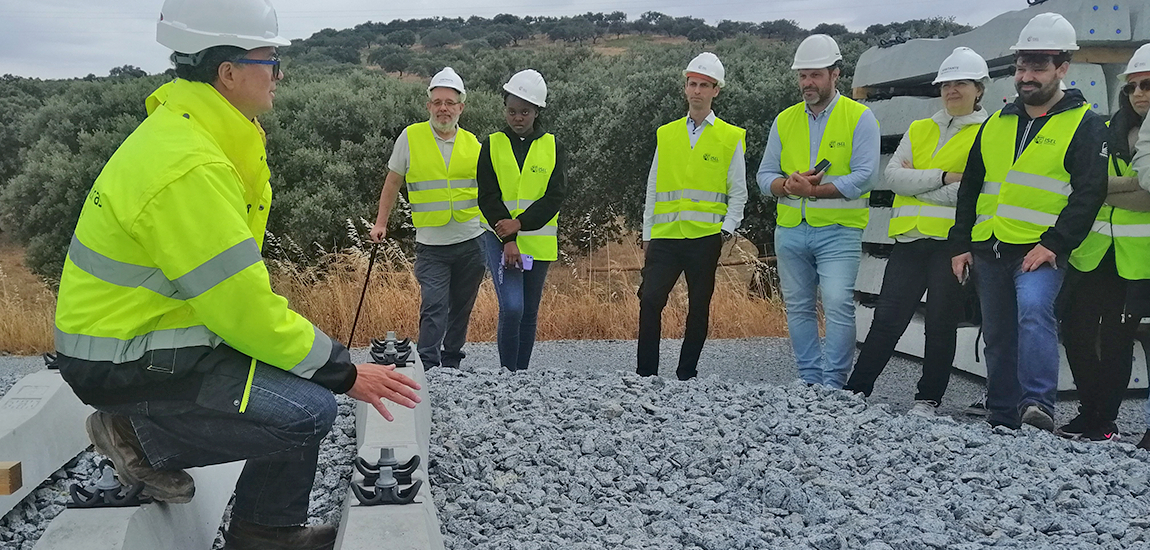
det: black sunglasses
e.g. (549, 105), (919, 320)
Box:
(232, 56), (281, 79)
(1123, 79), (1150, 95)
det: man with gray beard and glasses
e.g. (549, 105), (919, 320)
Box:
(371, 67), (486, 370)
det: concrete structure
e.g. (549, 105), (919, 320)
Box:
(855, 0), (1149, 91)
(0, 370), (92, 518)
(35, 461), (244, 550)
(336, 356), (444, 550)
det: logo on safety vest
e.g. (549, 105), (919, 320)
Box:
(1033, 135), (1057, 146)
(530, 165), (548, 174)
(827, 140), (847, 149)
(703, 153), (720, 162)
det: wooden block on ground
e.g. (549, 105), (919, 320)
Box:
(0, 462), (21, 495)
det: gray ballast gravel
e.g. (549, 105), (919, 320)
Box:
(427, 366), (1150, 550)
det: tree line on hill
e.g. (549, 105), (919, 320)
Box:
(0, 14), (971, 280)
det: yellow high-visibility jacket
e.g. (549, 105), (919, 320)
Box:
(55, 79), (355, 406)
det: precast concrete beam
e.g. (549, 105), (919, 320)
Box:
(854, 0), (1142, 88)
(338, 355), (444, 550)
(0, 370), (93, 518)
(35, 461), (244, 550)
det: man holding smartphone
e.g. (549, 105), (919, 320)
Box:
(638, 52), (747, 380)
(950, 13), (1107, 431)
(757, 34), (880, 388)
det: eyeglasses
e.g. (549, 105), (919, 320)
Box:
(430, 99), (460, 108)
(1123, 79), (1150, 95)
(232, 56), (281, 79)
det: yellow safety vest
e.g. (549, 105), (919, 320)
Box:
(776, 96), (872, 229)
(651, 116), (745, 240)
(490, 132), (559, 261)
(1069, 144), (1150, 279)
(973, 104), (1089, 244)
(887, 118), (979, 239)
(405, 122), (481, 227)
(55, 79), (343, 406)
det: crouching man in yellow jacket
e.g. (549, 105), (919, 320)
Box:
(52, 1), (420, 549)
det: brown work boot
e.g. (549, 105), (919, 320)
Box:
(85, 411), (195, 503)
(224, 518), (337, 550)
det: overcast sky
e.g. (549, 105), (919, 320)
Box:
(1, 0), (1018, 79)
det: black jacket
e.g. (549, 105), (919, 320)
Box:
(477, 127), (568, 244)
(949, 89), (1108, 262)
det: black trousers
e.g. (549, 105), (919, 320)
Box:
(1061, 248), (1139, 424)
(636, 234), (723, 380)
(845, 238), (963, 403)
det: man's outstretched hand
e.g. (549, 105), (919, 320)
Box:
(346, 362), (422, 421)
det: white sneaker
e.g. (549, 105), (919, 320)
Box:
(908, 400), (939, 417)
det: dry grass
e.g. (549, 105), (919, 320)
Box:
(272, 236), (787, 348)
(0, 234), (787, 354)
(0, 235), (56, 355)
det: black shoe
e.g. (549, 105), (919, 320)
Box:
(987, 419), (1019, 430)
(1082, 421), (1120, 442)
(965, 393), (989, 417)
(1137, 431), (1150, 451)
(1056, 413), (1093, 440)
(224, 518), (336, 550)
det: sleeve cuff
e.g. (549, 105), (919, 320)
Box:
(310, 341), (357, 394)
(831, 180), (864, 201)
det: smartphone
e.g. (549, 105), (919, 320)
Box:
(813, 158), (832, 174)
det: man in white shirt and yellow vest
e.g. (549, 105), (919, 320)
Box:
(757, 34), (881, 388)
(370, 67), (486, 370)
(950, 13), (1107, 431)
(637, 52), (747, 381)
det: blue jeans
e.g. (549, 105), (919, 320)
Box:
(775, 222), (863, 388)
(98, 346), (337, 526)
(972, 251), (1065, 427)
(481, 231), (551, 371)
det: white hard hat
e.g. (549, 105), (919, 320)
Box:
(428, 67), (466, 101)
(158, 0), (290, 54)
(683, 52), (726, 88)
(933, 47), (990, 84)
(792, 34), (843, 70)
(503, 69), (547, 108)
(1122, 43), (1150, 77)
(1010, 12), (1079, 52)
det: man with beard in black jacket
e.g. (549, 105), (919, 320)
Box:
(949, 13), (1108, 432)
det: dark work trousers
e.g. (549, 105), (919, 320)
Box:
(636, 233), (723, 380)
(97, 347), (337, 526)
(1061, 247), (1139, 424)
(413, 237), (486, 368)
(846, 238), (963, 403)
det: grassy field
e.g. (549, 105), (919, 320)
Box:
(0, 234), (787, 355)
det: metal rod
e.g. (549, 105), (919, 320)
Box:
(347, 242), (380, 348)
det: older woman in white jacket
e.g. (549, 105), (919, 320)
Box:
(845, 47), (990, 415)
